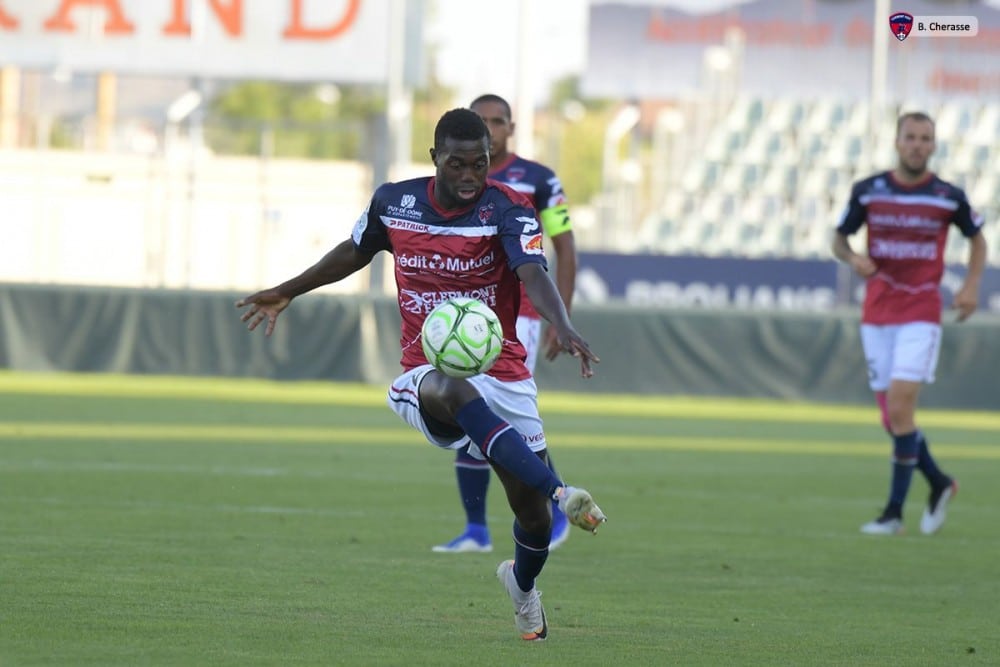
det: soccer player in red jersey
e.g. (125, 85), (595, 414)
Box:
(832, 111), (987, 536)
(236, 108), (606, 640)
(432, 94), (578, 554)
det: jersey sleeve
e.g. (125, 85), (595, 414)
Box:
(535, 169), (573, 239)
(498, 203), (548, 274)
(351, 188), (392, 253)
(835, 181), (866, 235)
(952, 189), (986, 238)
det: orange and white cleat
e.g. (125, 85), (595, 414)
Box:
(553, 486), (607, 534)
(496, 559), (547, 641)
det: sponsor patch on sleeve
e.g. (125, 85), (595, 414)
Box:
(521, 233), (544, 255)
(351, 204), (371, 243)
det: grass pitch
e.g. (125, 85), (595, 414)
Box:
(1, 372), (999, 666)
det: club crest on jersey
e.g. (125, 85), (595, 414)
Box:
(889, 12), (913, 41)
(505, 167), (526, 183)
(521, 233), (544, 255)
(478, 202), (495, 224)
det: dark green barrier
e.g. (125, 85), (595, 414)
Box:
(2, 284), (997, 409)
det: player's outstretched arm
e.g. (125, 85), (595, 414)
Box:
(543, 230), (578, 361)
(517, 262), (599, 378)
(236, 239), (375, 336)
(954, 231), (987, 322)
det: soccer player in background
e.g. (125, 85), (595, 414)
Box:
(832, 111), (987, 536)
(235, 108), (606, 640)
(432, 93), (579, 554)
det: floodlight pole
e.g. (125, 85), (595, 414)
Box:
(870, 0), (889, 169)
(387, 0), (411, 176)
(368, 0), (411, 297)
(514, 0), (535, 158)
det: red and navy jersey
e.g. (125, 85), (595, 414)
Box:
(491, 153), (569, 219)
(836, 171), (984, 325)
(490, 154), (570, 320)
(351, 176), (547, 380)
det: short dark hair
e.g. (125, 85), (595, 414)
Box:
(469, 94), (512, 120)
(897, 111), (935, 137)
(434, 108), (489, 150)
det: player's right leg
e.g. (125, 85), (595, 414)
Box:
(492, 461), (551, 641)
(860, 324), (908, 534)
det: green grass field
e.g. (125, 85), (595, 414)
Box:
(2, 372), (999, 666)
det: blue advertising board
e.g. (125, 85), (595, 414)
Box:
(575, 253), (1000, 314)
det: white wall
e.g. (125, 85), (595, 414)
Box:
(0, 148), (377, 292)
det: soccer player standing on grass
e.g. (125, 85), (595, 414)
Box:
(432, 94), (579, 554)
(832, 111), (987, 536)
(235, 108), (606, 640)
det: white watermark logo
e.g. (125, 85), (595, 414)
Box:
(892, 13), (980, 40)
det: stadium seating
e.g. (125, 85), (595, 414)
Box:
(641, 97), (1000, 264)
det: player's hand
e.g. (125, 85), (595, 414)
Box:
(952, 284), (979, 322)
(852, 255), (878, 279)
(542, 324), (563, 362)
(236, 289), (291, 336)
(553, 325), (600, 378)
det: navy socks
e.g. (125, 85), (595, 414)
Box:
(512, 522), (550, 593)
(454, 398), (562, 499)
(887, 431), (920, 514)
(915, 430), (950, 489)
(454, 449), (490, 526)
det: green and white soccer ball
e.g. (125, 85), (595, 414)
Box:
(421, 297), (503, 378)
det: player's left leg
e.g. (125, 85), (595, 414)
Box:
(390, 365), (605, 527)
(871, 322), (955, 535)
(516, 314), (570, 550)
(416, 371), (567, 503)
(889, 322), (956, 534)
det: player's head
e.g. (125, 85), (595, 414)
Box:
(895, 111), (936, 179)
(430, 108), (490, 209)
(470, 94), (514, 161)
